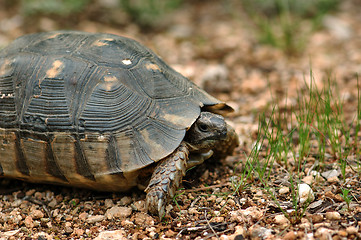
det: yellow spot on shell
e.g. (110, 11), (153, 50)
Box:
(104, 76), (118, 82)
(46, 33), (61, 39)
(122, 59), (132, 65)
(139, 129), (167, 160)
(97, 135), (106, 141)
(101, 76), (119, 91)
(93, 38), (115, 46)
(46, 60), (64, 78)
(145, 63), (161, 71)
(0, 59), (13, 76)
(162, 113), (195, 128)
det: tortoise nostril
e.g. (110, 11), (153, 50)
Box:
(220, 130), (227, 139)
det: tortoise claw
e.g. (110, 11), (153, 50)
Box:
(158, 199), (164, 217)
(145, 186), (165, 217)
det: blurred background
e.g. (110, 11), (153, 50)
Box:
(0, 0), (360, 141)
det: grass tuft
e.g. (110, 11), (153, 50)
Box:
(21, 0), (90, 16)
(241, 0), (340, 55)
(120, 0), (183, 29)
(234, 71), (360, 223)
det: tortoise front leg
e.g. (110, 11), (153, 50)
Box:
(145, 142), (189, 218)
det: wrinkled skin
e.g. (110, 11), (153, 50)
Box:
(145, 112), (239, 217)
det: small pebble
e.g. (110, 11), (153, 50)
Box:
(24, 216), (34, 228)
(94, 230), (126, 240)
(208, 195), (216, 202)
(134, 212), (154, 226)
(164, 229), (176, 238)
(65, 226), (73, 234)
(309, 199), (323, 210)
(302, 175), (314, 185)
(324, 191), (344, 202)
(279, 186), (290, 194)
(228, 199), (236, 206)
(83, 201), (93, 210)
(79, 212), (88, 221)
(34, 232), (52, 240)
(25, 189), (36, 196)
(299, 221), (312, 230)
(40, 218), (50, 223)
(315, 227), (334, 238)
(216, 197), (223, 203)
(30, 210), (44, 219)
(105, 206), (132, 219)
(310, 214), (324, 223)
(34, 220), (41, 227)
(149, 230), (157, 238)
(132, 200), (146, 212)
(314, 222), (331, 229)
(325, 211), (341, 221)
(119, 196), (132, 205)
(240, 206), (263, 220)
(338, 230), (348, 237)
(73, 228), (84, 237)
(249, 226), (273, 239)
(34, 192), (43, 200)
(48, 199), (57, 208)
(188, 207), (198, 215)
(86, 215), (105, 223)
(283, 231), (297, 240)
(121, 219), (134, 226)
(274, 214), (290, 225)
(11, 199), (22, 207)
(104, 199), (114, 209)
(255, 190), (263, 197)
(321, 169), (340, 179)
(327, 176), (339, 183)
(346, 226), (358, 235)
(52, 208), (59, 217)
(212, 217), (224, 222)
(298, 183), (315, 204)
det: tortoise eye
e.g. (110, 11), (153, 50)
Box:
(198, 123), (209, 132)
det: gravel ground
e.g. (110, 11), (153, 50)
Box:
(1, 0), (361, 239)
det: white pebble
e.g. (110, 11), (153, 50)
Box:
(298, 183), (315, 205)
(279, 186), (290, 194)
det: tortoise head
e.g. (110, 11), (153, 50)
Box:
(184, 112), (227, 153)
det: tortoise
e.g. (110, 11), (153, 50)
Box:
(0, 31), (239, 217)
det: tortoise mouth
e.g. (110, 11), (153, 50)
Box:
(198, 150), (213, 160)
(187, 150), (214, 169)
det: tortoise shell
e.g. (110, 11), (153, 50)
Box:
(0, 31), (232, 191)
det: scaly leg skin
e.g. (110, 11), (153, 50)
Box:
(145, 142), (189, 218)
